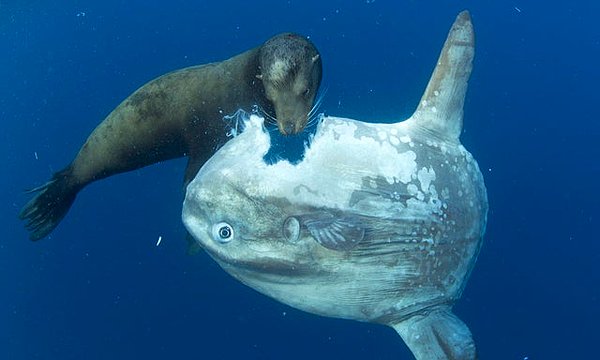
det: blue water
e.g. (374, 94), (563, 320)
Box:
(2, 1), (598, 359)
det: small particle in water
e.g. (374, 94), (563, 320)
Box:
(514, 6), (522, 13)
(76, 11), (86, 17)
(156, 236), (162, 246)
(34, 151), (38, 160)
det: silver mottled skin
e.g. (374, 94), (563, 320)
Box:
(184, 11), (486, 360)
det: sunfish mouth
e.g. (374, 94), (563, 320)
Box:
(202, 242), (316, 282)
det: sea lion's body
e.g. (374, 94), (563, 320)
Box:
(20, 33), (322, 240)
(70, 50), (263, 188)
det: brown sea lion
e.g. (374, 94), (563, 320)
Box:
(20, 33), (323, 241)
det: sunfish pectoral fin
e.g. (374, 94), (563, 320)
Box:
(408, 10), (474, 141)
(391, 306), (477, 360)
(302, 213), (365, 251)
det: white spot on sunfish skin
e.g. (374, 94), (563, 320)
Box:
(399, 135), (411, 144)
(304, 119), (418, 185)
(417, 166), (436, 193)
(213, 115), (419, 208)
(407, 183), (419, 196)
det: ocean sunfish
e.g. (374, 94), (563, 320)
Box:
(183, 11), (487, 360)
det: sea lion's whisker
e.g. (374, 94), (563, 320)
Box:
(308, 88), (327, 118)
(306, 89), (327, 128)
(259, 108), (278, 126)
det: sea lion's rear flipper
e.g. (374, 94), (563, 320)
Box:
(391, 306), (477, 360)
(19, 167), (80, 241)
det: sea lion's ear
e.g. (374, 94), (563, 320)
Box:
(311, 54), (320, 64)
(255, 74), (263, 80)
(302, 212), (365, 251)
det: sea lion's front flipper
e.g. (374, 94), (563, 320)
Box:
(391, 306), (476, 360)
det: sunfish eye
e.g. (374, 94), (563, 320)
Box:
(212, 222), (234, 243)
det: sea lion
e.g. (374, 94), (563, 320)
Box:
(183, 11), (485, 360)
(20, 33), (323, 241)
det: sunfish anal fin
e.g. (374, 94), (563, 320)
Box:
(391, 306), (477, 360)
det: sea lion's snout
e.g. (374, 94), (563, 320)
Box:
(280, 122), (296, 136)
(271, 97), (310, 135)
(278, 116), (307, 136)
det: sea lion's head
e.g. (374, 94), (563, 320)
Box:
(257, 33), (322, 135)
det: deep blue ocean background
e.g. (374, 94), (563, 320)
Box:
(2, 1), (598, 359)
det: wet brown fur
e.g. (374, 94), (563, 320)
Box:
(20, 33), (322, 240)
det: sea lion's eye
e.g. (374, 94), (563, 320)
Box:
(212, 222), (234, 243)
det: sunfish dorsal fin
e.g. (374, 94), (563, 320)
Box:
(408, 11), (474, 141)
